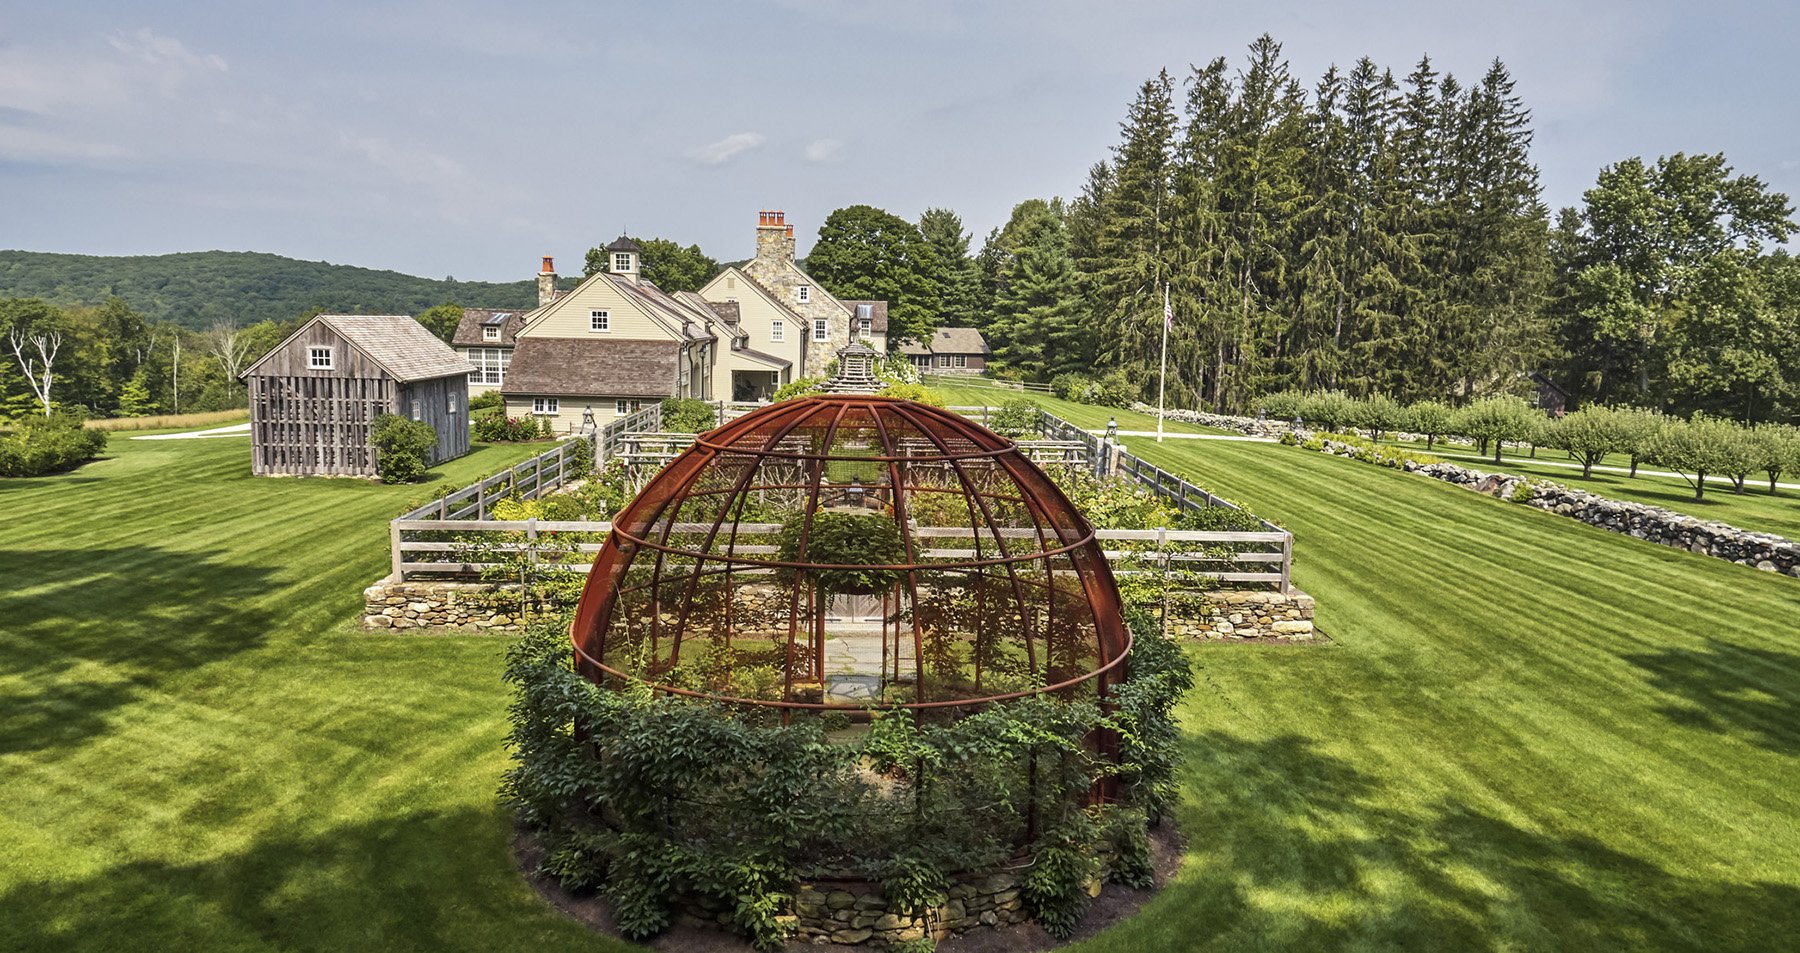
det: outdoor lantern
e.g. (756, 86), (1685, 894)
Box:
(580, 405), (596, 431)
(1105, 416), (1119, 443)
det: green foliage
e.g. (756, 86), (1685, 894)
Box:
(985, 199), (1086, 381)
(1546, 405), (1623, 478)
(918, 207), (981, 331)
(586, 237), (720, 292)
(989, 397), (1040, 437)
(1451, 395), (1542, 463)
(1259, 389), (1307, 421)
(1022, 817), (1100, 939)
(472, 410), (544, 443)
(0, 415), (108, 476)
(659, 397), (716, 434)
(875, 382), (943, 406)
(771, 377), (824, 402)
(1051, 370), (1139, 406)
(1748, 423), (1800, 492)
(1647, 413), (1761, 498)
(0, 249), (544, 330)
(414, 303), (463, 344)
(1353, 394), (1405, 441)
(115, 370), (155, 417)
(775, 511), (907, 595)
(805, 205), (941, 344)
(1300, 391), (1357, 432)
(369, 413), (437, 484)
(467, 390), (503, 414)
(1406, 400), (1455, 448)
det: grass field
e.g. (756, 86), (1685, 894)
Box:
(3, 414), (1796, 951)
(928, 378), (1233, 436)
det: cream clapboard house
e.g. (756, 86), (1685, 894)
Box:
(499, 213), (886, 428)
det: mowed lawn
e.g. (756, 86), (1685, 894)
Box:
(0, 433), (624, 953)
(3, 416), (1797, 951)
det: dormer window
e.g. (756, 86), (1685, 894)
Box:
(797, 285), (811, 304)
(307, 346), (333, 369)
(613, 252), (633, 272)
(859, 318), (872, 336)
(590, 310), (610, 332)
(483, 326), (500, 341)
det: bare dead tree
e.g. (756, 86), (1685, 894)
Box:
(205, 320), (255, 382)
(9, 325), (62, 417)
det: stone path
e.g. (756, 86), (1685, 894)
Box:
(822, 630), (893, 703)
(132, 422), (252, 441)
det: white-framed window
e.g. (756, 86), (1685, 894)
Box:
(813, 319), (828, 342)
(771, 319), (785, 342)
(483, 326), (500, 341)
(532, 397), (559, 415)
(797, 285), (811, 304)
(307, 346), (334, 369)
(410, 399), (422, 421)
(614, 399), (644, 415)
(938, 354), (952, 368)
(469, 348), (509, 384)
(859, 318), (872, 337)
(613, 252), (632, 272)
(447, 393), (459, 414)
(590, 310), (609, 332)
(952, 355), (968, 368)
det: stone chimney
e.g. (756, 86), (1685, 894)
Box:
(755, 210), (792, 266)
(537, 256), (556, 307)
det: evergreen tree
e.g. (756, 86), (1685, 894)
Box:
(987, 200), (1083, 381)
(917, 208), (981, 328)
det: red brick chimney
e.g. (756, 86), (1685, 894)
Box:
(537, 255), (557, 307)
(755, 210), (791, 266)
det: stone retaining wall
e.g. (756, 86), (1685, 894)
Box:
(1163, 589), (1315, 641)
(1411, 461), (1800, 576)
(361, 578), (529, 629)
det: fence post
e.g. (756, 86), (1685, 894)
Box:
(1280, 533), (1292, 593)
(389, 520), (404, 582)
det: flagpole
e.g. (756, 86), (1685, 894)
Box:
(1156, 282), (1170, 443)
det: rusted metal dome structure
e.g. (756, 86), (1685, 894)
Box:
(570, 395), (1130, 711)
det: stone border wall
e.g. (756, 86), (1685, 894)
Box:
(362, 577), (529, 629)
(1163, 589), (1315, 641)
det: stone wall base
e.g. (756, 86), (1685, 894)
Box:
(361, 576), (533, 629)
(1163, 589), (1316, 641)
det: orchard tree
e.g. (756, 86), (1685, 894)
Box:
(805, 205), (941, 345)
(1648, 414), (1755, 499)
(1453, 395), (1540, 463)
(1748, 423), (1799, 494)
(1352, 393), (1404, 441)
(1546, 405), (1621, 479)
(1407, 400), (1455, 450)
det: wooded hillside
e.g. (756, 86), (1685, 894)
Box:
(0, 250), (542, 329)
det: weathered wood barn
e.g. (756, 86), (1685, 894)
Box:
(240, 314), (474, 477)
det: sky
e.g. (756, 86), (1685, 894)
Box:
(2, 1), (1796, 282)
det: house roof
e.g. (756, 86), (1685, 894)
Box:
(843, 300), (889, 334)
(733, 345), (792, 369)
(500, 337), (682, 399)
(705, 299), (740, 325)
(604, 235), (642, 252)
(450, 308), (528, 347)
(898, 326), (988, 357)
(242, 314), (474, 382)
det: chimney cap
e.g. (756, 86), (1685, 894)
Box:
(785, 225), (793, 239)
(540, 256), (555, 274)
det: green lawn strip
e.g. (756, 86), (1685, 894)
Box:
(928, 380), (1235, 436)
(1067, 436), (1799, 951)
(1381, 437), (1800, 540)
(1, 435), (615, 953)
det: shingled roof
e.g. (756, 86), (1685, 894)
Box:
(499, 337), (682, 399)
(242, 314), (474, 382)
(898, 326), (989, 357)
(450, 308), (529, 347)
(843, 300), (889, 334)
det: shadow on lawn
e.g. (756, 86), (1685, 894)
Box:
(0, 807), (548, 952)
(0, 545), (278, 757)
(1623, 639), (1800, 756)
(1132, 732), (1800, 952)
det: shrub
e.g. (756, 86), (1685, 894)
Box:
(468, 390), (504, 414)
(771, 377), (824, 402)
(776, 511), (908, 595)
(660, 397), (716, 434)
(1258, 389), (1307, 421)
(1049, 373), (1090, 401)
(473, 409), (543, 442)
(1087, 369), (1138, 407)
(876, 382), (943, 406)
(370, 413), (438, 483)
(0, 415), (108, 477)
(990, 397), (1040, 437)
(1406, 400), (1455, 450)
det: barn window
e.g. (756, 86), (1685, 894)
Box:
(813, 319), (828, 342)
(308, 346), (334, 369)
(771, 319), (784, 342)
(448, 393), (458, 414)
(590, 310), (610, 332)
(533, 397), (559, 415)
(410, 399), (422, 421)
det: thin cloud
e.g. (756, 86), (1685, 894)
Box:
(107, 27), (228, 73)
(685, 131), (765, 165)
(804, 138), (845, 163)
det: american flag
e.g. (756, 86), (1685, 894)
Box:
(1164, 294), (1173, 330)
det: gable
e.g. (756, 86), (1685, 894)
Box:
(517, 271), (682, 341)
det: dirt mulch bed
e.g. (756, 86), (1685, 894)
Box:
(516, 822), (1183, 952)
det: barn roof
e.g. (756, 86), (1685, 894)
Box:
(499, 337), (682, 399)
(898, 327), (988, 357)
(240, 313), (475, 382)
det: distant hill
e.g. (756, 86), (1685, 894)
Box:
(0, 249), (552, 328)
